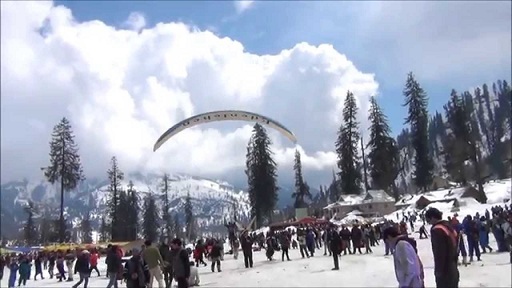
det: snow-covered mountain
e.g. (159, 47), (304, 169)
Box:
(0, 173), (251, 239)
(395, 80), (511, 193)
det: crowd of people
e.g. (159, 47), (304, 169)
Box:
(0, 203), (511, 288)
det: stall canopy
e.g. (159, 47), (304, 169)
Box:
(269, 216), (328, 229)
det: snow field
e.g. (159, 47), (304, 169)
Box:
(2, 235), (510, 288)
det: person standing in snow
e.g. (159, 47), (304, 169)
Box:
(123, 248), (148, 288)
(89, 250), (100, 277)
(297, 229), (310, 258)
(240, 231), (254, 268)
(72, 250), (90, 288)
(305, 228), (316, 256)
(170, 238), (191, 288)
(329, 226), (342, 271)
(8, 258), (19, 288)
(65, 250), (76, 282)
(478, 216), (493, 253)
(350, 224), (363, 254)
(463, 215), (481, 262)
(382, 226), (424, 288)
(142, 240), (166, 288)
(323, 228), (331, 256)
(18, 257), (30, 287)
(279, 231), (291, 261)
(106, 245), (122, 288)
(339, 225), (352, 255)
(426, 208), (460, 288)
(33, 253), (44, 280)
(450, 214), (468, 265)
(209, 240), (222, 272)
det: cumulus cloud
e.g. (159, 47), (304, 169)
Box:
(123, 11), (146, 31)
(234, 1), (254, 14)
(0, 1), (379, 185)
(287, 1), (511, 86)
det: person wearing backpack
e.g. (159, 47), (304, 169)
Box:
(425, 207), (460, 288)
(382, 226), (424, 288)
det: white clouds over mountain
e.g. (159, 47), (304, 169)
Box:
(0, 1), (378, 183)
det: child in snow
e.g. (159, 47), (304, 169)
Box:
(8, 259), (19, 288)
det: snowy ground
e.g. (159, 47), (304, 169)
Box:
(2, 236), (510, 288)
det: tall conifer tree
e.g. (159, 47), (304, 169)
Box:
(106, 156), (124, 241)
(367, 97), (400, 194)
(44, 117), (85, 242)
(403, 72), (433, 192)
(245, 124), (278, 227)
(335, 91), (362, 194)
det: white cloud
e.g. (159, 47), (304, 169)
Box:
(234, 1), (254, 14)
(123, 11), (146, 31)
(0, 1), (379, 184)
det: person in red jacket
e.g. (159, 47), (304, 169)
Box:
(89, 250), (100, 277)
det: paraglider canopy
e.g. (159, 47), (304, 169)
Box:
(153, 110), (297, 152)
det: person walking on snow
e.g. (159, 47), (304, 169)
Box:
(142, 240), (166, 288)
(382, 226), (424, 288)
(426, 208), (460, 288)
(72, 250), (90, 288)
(463, 215), (481, 262)
(329, 226), (342, 271)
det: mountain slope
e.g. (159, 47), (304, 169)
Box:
(0, 173), (250, 240)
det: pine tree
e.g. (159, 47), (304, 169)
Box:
(487, 81), (509, 178)
(160, 174), (173, 241)
(142, 193), (159, 241)
(184, 192), (196, 241)
(44, 117), (85, 242)
(80, 211), (93, 243)
(245, 124), (279, 227)
(126, 181), (139, 241)
(117, 191), (130, 241)
(99, 218), (109, 242)
(106, 156), (124, 241)
(39, 208), (52, 244)
(327, 171), (340, 203)
(403, 72), (434, 192)
(442, 90), (472, 185)
(292, 150), (312, 208)
(367, 96), (400, 195)
(23, 201), (37, 245)
(335, 91), (362, 194)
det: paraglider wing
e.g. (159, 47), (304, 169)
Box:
(153, 110), (297, 152)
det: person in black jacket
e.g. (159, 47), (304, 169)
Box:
(72, 250), (90, 288)
(350, 224), (363, 254)
(240, 231), (254, 268)
(159, 243), (174, 288)
(106, 246), (122, 288)
(426, 207), (460, 288)
(170, 238), (190, 288)
(329, 227), (342, 270)
(209, 240), (222, 272)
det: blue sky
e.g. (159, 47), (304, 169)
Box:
(1, 1), (510, 186)
(55, 0), (512, 136)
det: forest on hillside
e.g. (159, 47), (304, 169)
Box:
(305, 75), (511, 210)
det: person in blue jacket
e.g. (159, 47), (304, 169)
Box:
(478, 216), (493, 253)
(306, 228), (316, 256)
(8, 259), (19, 288)
(462, 215), (481, 262)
